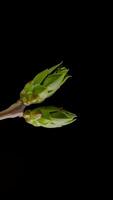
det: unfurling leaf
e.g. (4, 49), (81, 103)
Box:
(20, 62), (71, 105)
(23, 106), (77, 128)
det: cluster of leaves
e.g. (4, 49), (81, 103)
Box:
(20, 62), (77, 128)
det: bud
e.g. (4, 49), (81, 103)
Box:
(23, 106), (77, 128)
(20, 62), (71, 105)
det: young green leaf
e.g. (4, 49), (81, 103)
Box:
(20, 62), (71, 105)
(23, 106), (77, 128)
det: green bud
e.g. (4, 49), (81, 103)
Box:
(20, 62), (71, 105)
(23, 106), (77, 128)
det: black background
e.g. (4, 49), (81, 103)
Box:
(0, 5), (81, 192)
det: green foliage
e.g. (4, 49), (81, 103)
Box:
(24, 106), (77, 128)
(19, 62), (77, 128)
(20, 62), (71, 105)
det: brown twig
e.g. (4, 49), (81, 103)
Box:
(0, 100), (25, 120)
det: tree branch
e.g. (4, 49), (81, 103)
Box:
(0, 100), (25, 120)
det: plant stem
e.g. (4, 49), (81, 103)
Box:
(0, 100), (25, 120)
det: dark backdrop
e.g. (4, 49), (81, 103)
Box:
(0, 8), (81, 192)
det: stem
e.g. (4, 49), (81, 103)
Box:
(0, 100), (25, 120)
